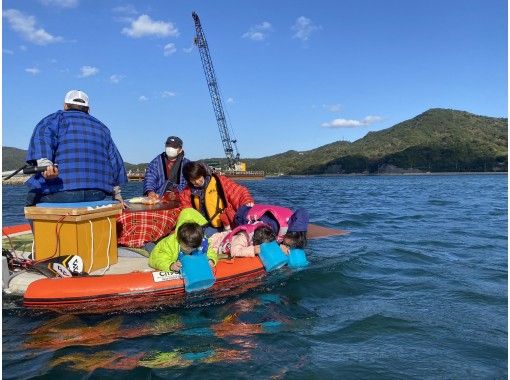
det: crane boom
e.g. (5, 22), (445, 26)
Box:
(192, 11), (240, 169)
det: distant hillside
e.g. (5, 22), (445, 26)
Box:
(4, 109), (507, 174)
(244, 108), (507, 174)
(2, 147), (27, 171)
(1, 147), (145, 173)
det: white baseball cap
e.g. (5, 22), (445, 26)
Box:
(64, 90), (89, 107)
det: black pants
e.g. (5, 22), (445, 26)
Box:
(26, 189), (110, 207)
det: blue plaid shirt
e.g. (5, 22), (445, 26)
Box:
(26, 110), (128, 194)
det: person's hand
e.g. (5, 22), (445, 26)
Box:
(147, 191), (159, 200)
(116, 198), (126, 209)
(170, 261), (182, 272)
(219, 212), (231, 230)
(117, 199), (126, 209)
(113, 186), (126, 209)
(209, 259), (215, 268)
(245, 202), (254, 207)
(42, 165), (59, 180)
(279, 244), (290, 255)
(166, 191), (177, 200)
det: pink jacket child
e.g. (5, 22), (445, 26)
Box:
(209, 222), (276, 258)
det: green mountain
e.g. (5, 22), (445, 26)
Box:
(242, 108), (507, 174)
(1, 147), (147, 172)
(2, 147), (27, 171)
(4, 108), (507, 174)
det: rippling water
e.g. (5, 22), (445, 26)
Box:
(2, 175), (507, 379)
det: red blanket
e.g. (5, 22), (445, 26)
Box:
(117, 208), (181, 248)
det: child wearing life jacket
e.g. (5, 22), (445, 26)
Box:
(279, 208), (309, 254)
(149, 208), (218, 272)
(233, 205), (310, 250)
(209, 222), (276, 257)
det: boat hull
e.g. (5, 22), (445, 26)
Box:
(23, 257), (266, 313)
(4, 222), (347, 313)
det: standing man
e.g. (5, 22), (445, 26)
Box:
(143, 136), (190, 201)
(25, 90), (128, 206)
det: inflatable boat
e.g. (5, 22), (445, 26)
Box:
(3, 223), (346, 314)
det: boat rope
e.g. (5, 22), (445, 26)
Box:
(5, 271), (27, 289)
(98, 217), (113, 276)
(2, 228), (16, 252)
(32, 214), (67, 265)
(52, 215), (66, 258)
(87, 220), (94, 273)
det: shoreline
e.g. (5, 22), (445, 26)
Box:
(265, 171), (508, 178)
(3, 171), (506, 185)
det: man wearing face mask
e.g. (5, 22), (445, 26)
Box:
(143, 136), (190, 201)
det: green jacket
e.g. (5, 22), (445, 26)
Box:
(149, 208), (219, 271)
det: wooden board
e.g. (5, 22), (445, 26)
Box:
(3, 221), (348, 241)
(24, 204), (122, 221)
(307, 223), (348, 239)
(124, 200), (180, 213)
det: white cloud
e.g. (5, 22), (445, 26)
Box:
(25, 67), (40, 75)
(363, 115), (383, 124)
(322, 115), (383, 128)
(3, 49), (14, 54)
(323, 104), (342, 112)
(227, 97), (234, 104)
(163, 43), (176, 56)
(122, 15), (179, 38)
(292, 16), (321, 42)
(139, 95), (148, 101)
(182, 45), (194, 53)
(162, 91), (176, 98)
(79, 65), (99, 77)
(242, 21), (272, 41)
(112, 5), (138, 22)
(39, 0), (78, 8)
(109, 74), (124, 84)
(3, 9), (63, 45)
(112, 5), (137, 15)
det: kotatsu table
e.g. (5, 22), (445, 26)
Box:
(116, 200), (182, 248)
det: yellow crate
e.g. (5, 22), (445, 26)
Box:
(24, 204), (122, 273)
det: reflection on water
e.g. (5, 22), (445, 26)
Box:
(22, 293), (306, 373)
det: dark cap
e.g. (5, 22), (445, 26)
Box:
(165, 136), (183, 148)
(287, 208), (309, 232)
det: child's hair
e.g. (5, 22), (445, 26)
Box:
(252, 226), (276, 246)
(283, 231), (307, 249)
(183, 161), (209, 182)
(177, 222), (204, 249)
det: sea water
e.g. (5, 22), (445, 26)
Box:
(2, 175), (507, 379)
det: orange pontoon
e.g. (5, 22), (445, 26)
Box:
(3, 223), (347, 314)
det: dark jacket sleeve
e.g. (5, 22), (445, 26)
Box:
(177, 157), (191, 192)
(143, 154), (164, 195)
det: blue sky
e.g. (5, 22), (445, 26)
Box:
(2, 0), (507, 164)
